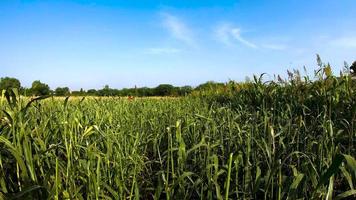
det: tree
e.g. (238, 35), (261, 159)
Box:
(98, 85), (119, 96)
(195, 81), (224, 91)
(154, 84), (175, 96)
(136, 87), (154, 97)
(178, 86), (193, 96)
(55, 87), (70, 96)
(98, 85), (110, 96)
(0, 77), (21, 91)
(87, 89), (97, 96)
(31, 80), (50, 96)
(71, 88), (86, 96)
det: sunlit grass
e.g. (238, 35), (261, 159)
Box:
(0, 67), (355, 199)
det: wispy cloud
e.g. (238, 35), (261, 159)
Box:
(161, 13), (196, 46)
(215, 24), (232, 46)
(215, 23), (288, 50)
(145, 47), (182, 55)
(230, 28), (258, 49)
(329, 36), (356, 48)
(215, 23), (257, 48)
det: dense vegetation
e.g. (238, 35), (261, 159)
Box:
(0, 61), (356, 199)
(0, 77), (195, 97)
(2, 60), (355, 98)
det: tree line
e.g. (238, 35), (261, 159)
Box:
(0, 77), (224, 97)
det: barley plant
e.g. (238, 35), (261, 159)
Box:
(0, 65), (356, 199)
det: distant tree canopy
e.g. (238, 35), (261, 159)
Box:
(98, 85), (115, 96)
(76, 84), (191, 97)
(31, 80), (50, 96)
(0, 77), (21, 91)
(154, 84), (175, 96)
(177, 86), (192, 96)
(55, 87), (70, 96)
(71, 88), (86, 96)
(87, 89), (97, 96)
(195, 81), (225, 91)
(0, 76), (224, 97)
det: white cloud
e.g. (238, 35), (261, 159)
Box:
(145, 48), (181, 55)
(215, 24), (232, 46)
(215, 23), (257, 48)
(230, 28), (258, 49)
(161, 13), (196, 46)
(215, 23), (288, 51)
(330, 37), (356, 48)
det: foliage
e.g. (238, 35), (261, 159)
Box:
(178, 86), (193, 96)
(0, 61), (355, 199)
(54, 87), (70, 96)
(154, 84), (176, 96)
(0, 77), (21, 91)
(71, 88), (86, 96)
(87, 89), (97, 96)
(194, 81), (225, 92)
(0, 79), (195, 97)
(31, 80), (50, 96)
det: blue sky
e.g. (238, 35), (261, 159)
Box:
(1, 0), (356, 90)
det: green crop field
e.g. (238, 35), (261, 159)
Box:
(0, 69), (356, 199)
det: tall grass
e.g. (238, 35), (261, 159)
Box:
(0, 65), (356, 199)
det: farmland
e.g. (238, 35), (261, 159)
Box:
(0, 68), (356, 199)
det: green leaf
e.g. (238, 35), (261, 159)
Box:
(0, 136), (28, 179)
(9, 185), (45, 199)
(63, 96), (70, 109)
(316, 154), (344, 189)
(343, 154), (356, 173)
(334, 190), (356, 200)
(326, 175), (334, 200)
(290, 174), (304, 190)
(21, 95), (50, 114)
